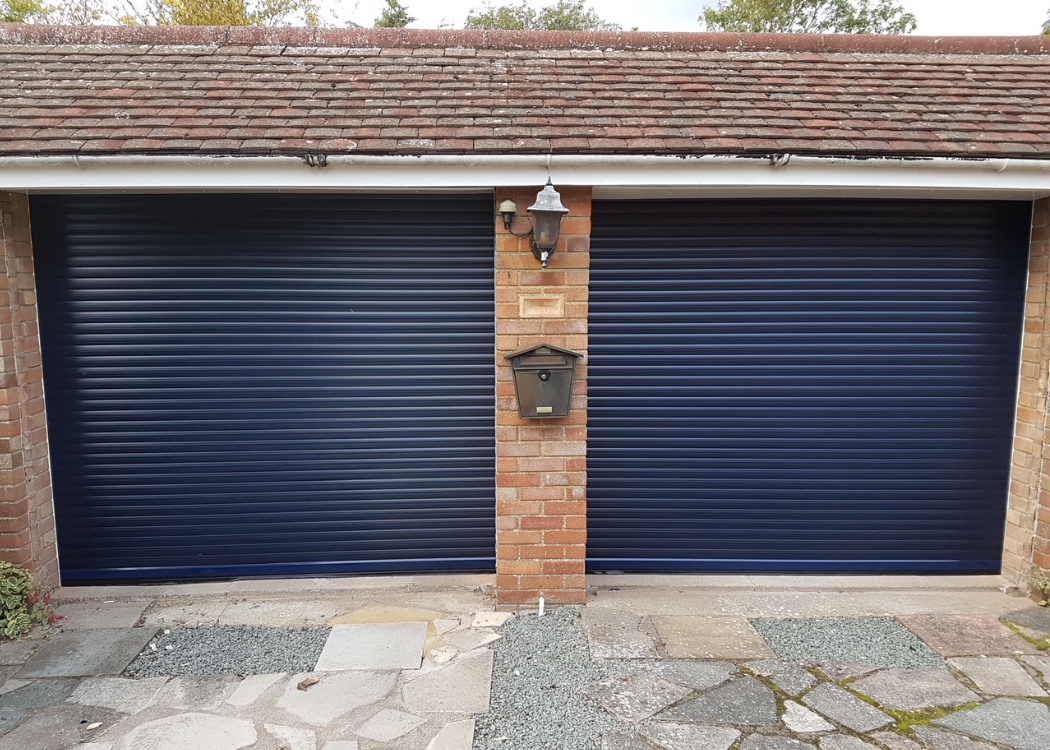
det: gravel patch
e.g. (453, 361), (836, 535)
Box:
(750, 617), (944, 669)
(122, 625), (329, 677)
(473, 607), (629, 750)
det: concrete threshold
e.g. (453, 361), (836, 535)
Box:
(586, 574), (1013, 591)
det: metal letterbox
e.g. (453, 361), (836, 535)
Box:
(505, 343), (582, 419)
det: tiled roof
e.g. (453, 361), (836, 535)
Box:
(0, 25), (1047, 159)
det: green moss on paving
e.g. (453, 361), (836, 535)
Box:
(1001, 619), (1049, 651)
(882, 704), (980, 734)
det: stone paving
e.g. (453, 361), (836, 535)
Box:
(580, 605), (1050, 750)
(0, 600), (499, 750)
(0, 577), (1048, 750)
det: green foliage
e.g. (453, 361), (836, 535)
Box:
(0, 562), (53, 640)
(701, 0), (917, 34)
(1042, 8), (1049, 34)
(2, 0), (103, 23)
(465, 0), (620, 31)
(1, 0), (52, 22)
(374, 0), (413, 28)
(113, 0), (322, 26)
(1031, 566), (1050, 605)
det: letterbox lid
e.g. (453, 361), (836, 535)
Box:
(504, 343), (583, 361)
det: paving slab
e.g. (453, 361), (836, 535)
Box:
(661, 677), (777, 726)
(225, 672), (285, 707)
(783, 700), (835, 732)
(425, 718), (475, 750)
(740, 735), (816, 750)
(277, 670), (397, 726)
(445, 628), (500, 652)
(850, 668), (979, 710)
(16, 628), (158, 678)
(0, 677), (80, 710)
(581, 672), (692, 723)
(583, 608), (644, 631)
(264, 723), (316, 750)
(1001, 607), (1050, 636)
(747, 661), (817, 696)
(322, 743), (358, 750)
(898, 616), (1038, 657)
(0, 640), (35, 666)
(434, 618), (461, 634)
(809, 662), (881, 682)
(471, 612), (513, 628)
(949, 657), (1047, 697)
(69, 676), (169, 713)
(935, 698), (1050, 750)
(218, 599), (342, 628)
(0, 677), (31, 696)
(586, 626), (659, 659)
(54, 602), (148, 630)
(654, 616), (776, 659)
(639, 722), (740, 750)
(0, 708), (25, 737)
(327, 604), (443, 626)
(911, 726), (1001, 750)
(819, 736), (879, 750)
(646, 660), (736, 691)
(0, 703), (126, 750)
(403, 650), (492, 714)
(116, 712), (257, 750)
(801, 683), (893, 733)
(142, 602), (226, 628)
(314, 622), (426, 671)
(601, 731), (655, 750)
(869, 731), (923, 750)
(1021, 655), (1050, 685)
(354, 708), (426, 742)
(154, 675), (237, 710)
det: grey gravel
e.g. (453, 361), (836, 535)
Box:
(751, 618), (944, 669)
(122, 625), (328, 677)
(474, 607), (628, 750)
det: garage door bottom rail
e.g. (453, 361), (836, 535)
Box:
(585, 558), (1002, 574)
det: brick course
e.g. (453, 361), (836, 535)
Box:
(0, 191), (57, 587)
(1003, 197), (1050, 588)
(494, 185), (590, 605)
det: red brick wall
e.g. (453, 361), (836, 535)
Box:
(0, 192), (57, 587)
(494, 186), (590, 606)
(1003, 197), (1050, 587)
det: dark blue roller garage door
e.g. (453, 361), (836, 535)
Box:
(588, 199), (1029, 573)
(33, 194), (495, 584)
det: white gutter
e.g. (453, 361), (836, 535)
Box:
(0, 154), (1046, 199)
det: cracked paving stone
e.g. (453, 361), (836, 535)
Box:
(782, 700), (834, 732)
(639, 722), (740, 750)
(1021, 655), (1050, 685)
(264, 724), (316, 750)
(642, 660), (736, 692)
(748, 661), (817, 696)
(898, 616), (1038, 658)
(118, 712), (257, 750)
(801, 683), (892, 733)
(740, 734), (816, 750)
(869, 731), (923, 750)
(818, 736), (879, 750)
(935, 697), (1050, 750)
(403, 650), (492, 714)
(911, 726), (1002, 750)
(948, 657), (1047, 697)
(1001, 607), (1050, 637)
(277, 670), (397, 726)
(0, 678), (80, 710)
(601, 731), (654, 750)
(850, 668), (979, 710)
(355, 708), (426, 742)
(661, 676), (777, 726)
(810, 662), (881, 682)
(69, 676), (168, 714)
(582, 672), (693, 724)
(656, 617), (776, 660)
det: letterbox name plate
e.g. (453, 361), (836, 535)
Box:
(536, 406), (554, 414)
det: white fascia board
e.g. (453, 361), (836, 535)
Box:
(0, 154), (1047, 199)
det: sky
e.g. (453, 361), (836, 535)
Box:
(336, 0), (1050, 36)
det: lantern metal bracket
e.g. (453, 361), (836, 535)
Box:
(497, 180), (570, 269)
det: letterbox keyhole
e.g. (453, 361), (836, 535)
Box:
(537, 370), (551, 382)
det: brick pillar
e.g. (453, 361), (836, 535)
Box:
(494, 186), (590, 606)
(0, 192), (57, 587)
(1003, 197), (1050, 587)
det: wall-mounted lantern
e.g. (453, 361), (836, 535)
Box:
(498, 180), (570, 269)
(505, 343), (582, 419)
